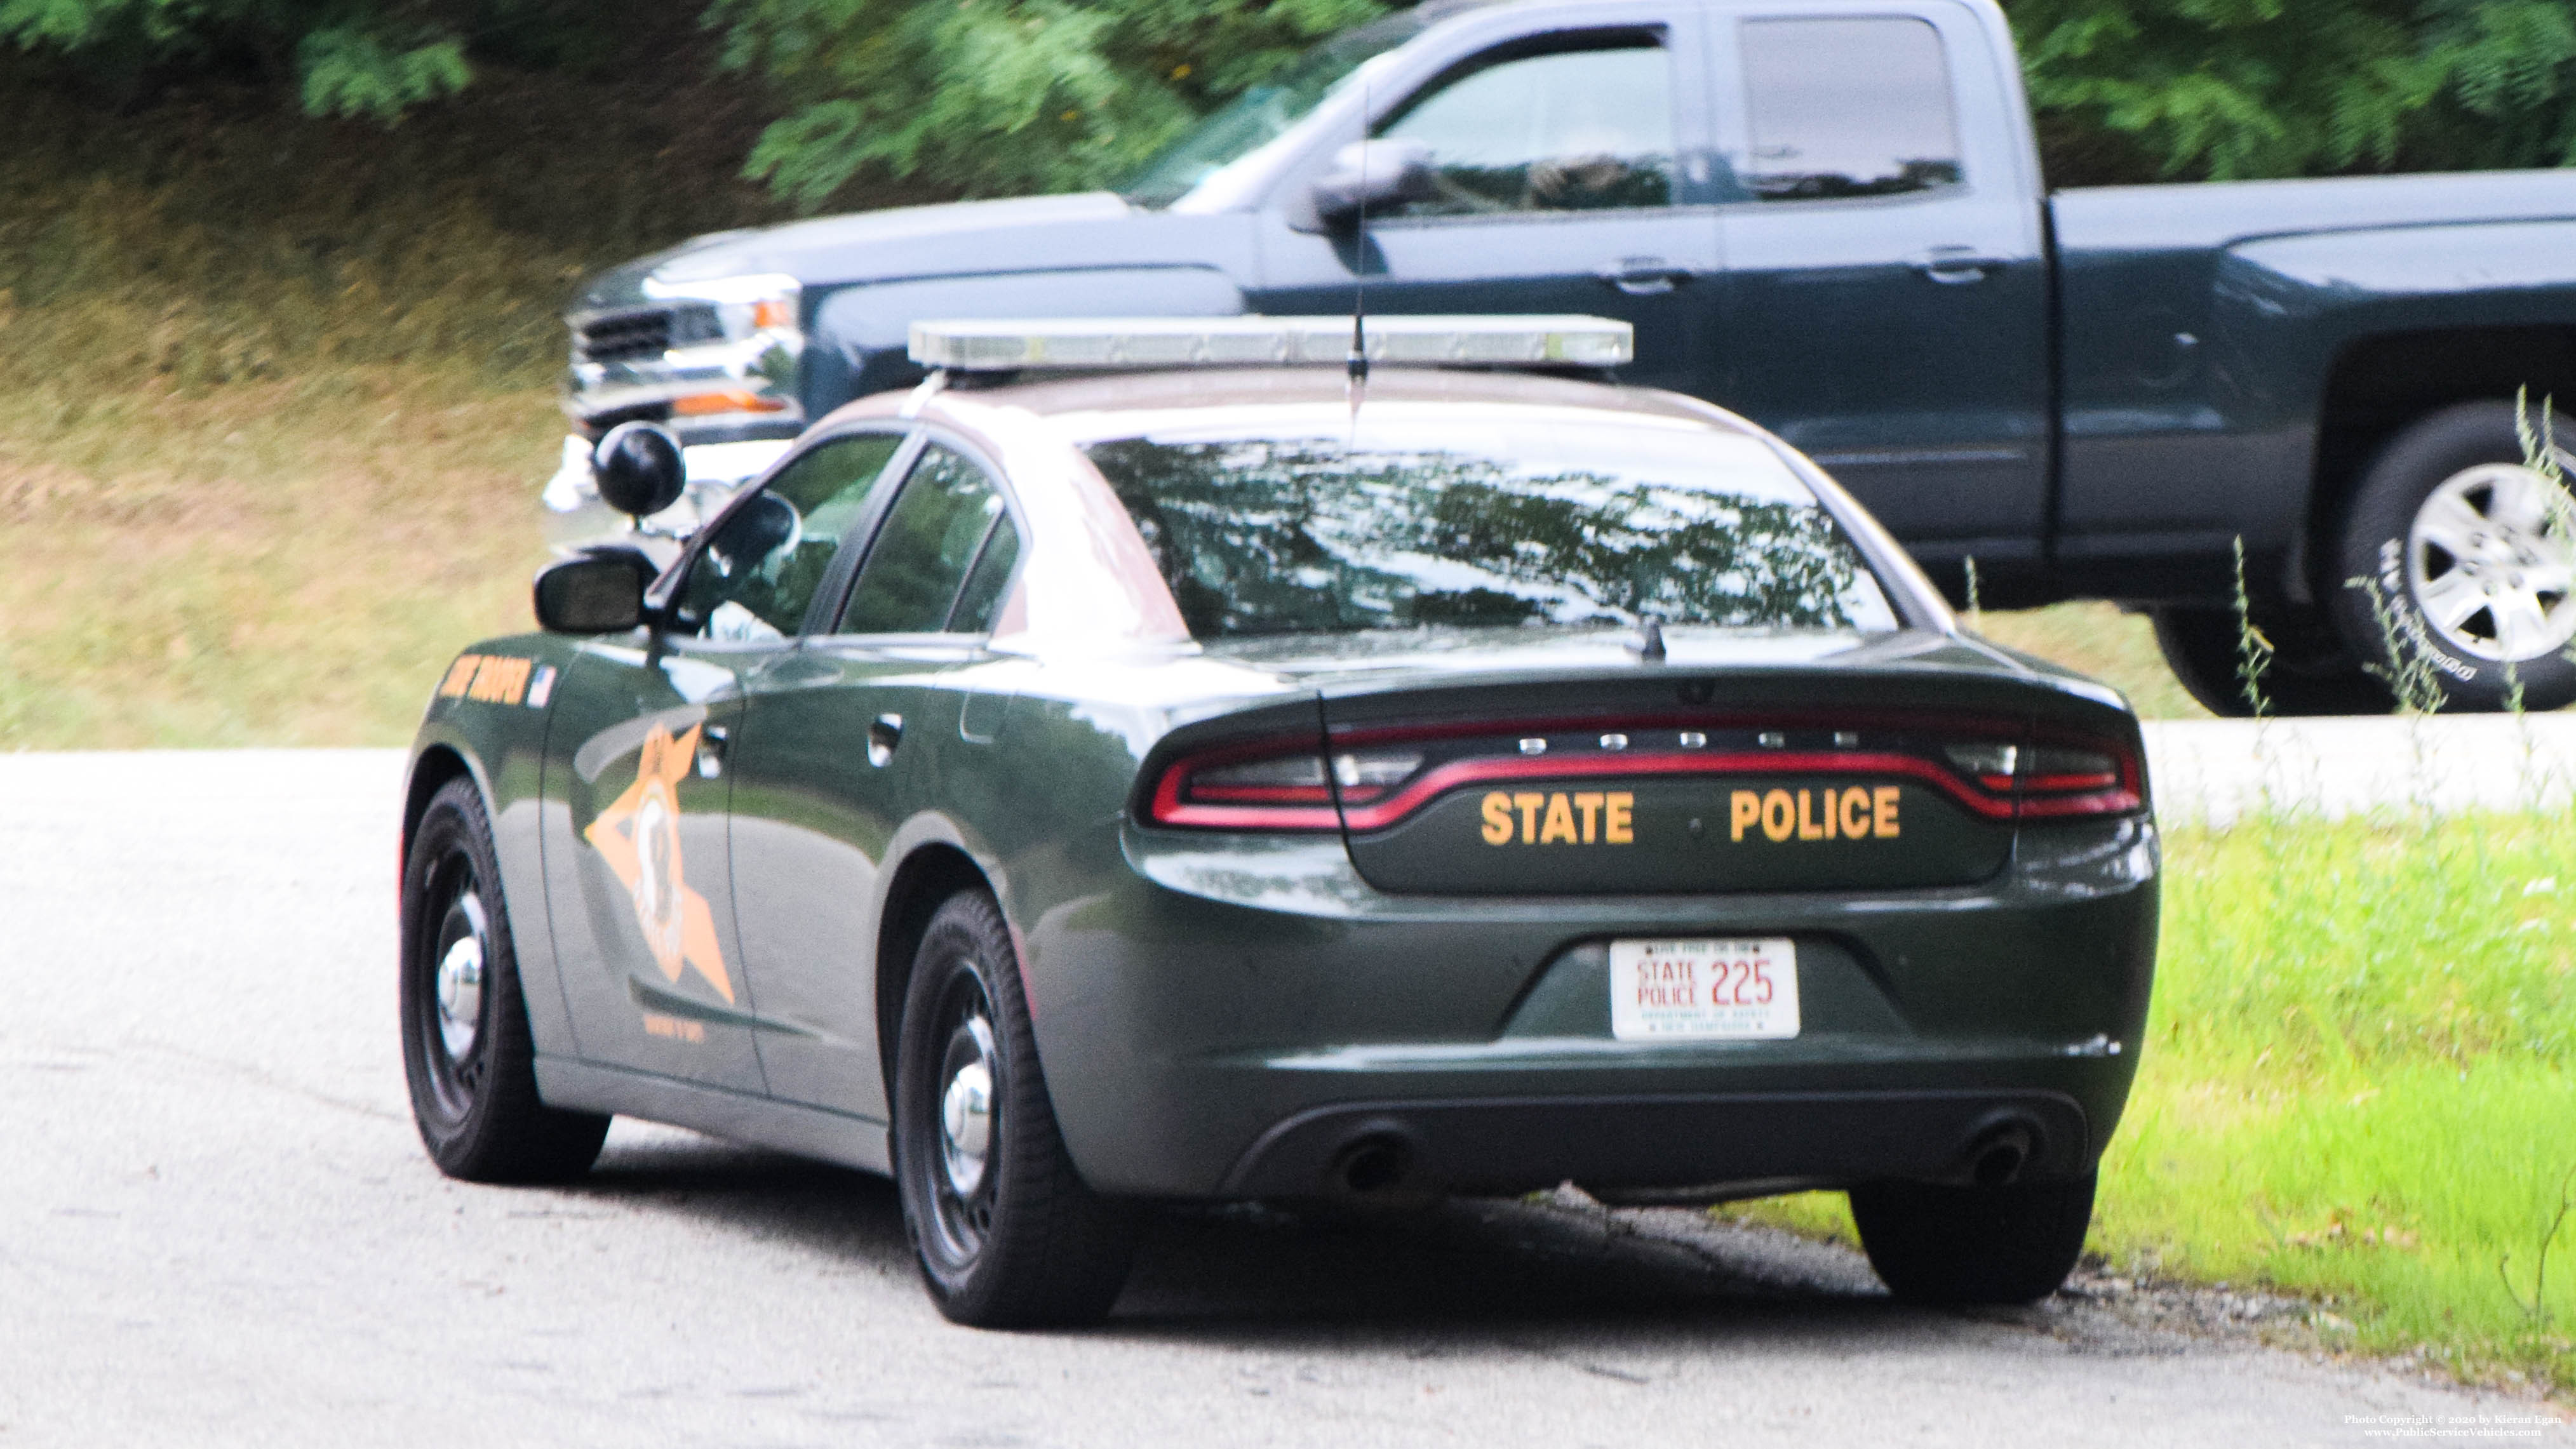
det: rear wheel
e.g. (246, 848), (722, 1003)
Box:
(1849, 1170), (2095, 1306)
(2152, 603), (2390, 717)
(893, 891), (1135, 1328)
(2329, 400), (2576, 712)
(399, 778), (609, 1182)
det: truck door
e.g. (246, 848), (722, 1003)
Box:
(1251, 9), (1724, 396)
(1709, 6), (2049, 589)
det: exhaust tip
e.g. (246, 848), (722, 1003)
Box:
(1968, 1120), (2037, 1189)
(1329, 1132), (1414, 1195)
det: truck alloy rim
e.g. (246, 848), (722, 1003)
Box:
(2406, 461), (2576, 663)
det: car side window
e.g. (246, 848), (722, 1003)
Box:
(836, 444), (1016, 635)
(1372, 36), (1674, 217)
(675, 432), (908, 641)
(1738, 18), (1961, 202)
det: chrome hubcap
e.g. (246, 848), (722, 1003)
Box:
(2408, 461), (2576, 663)
(434, 928), (485, 1063)
(939, 1017), (996, 1198)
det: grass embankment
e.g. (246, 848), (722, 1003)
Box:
(0, 55), (788, 747)
(1738, 808), (2576, 1396)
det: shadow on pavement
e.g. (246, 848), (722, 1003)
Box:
(559, 1130), (1982, 1351)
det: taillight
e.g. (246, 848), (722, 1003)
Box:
(1146, 739), (1339, 831)
(1943, 738), (2141, 818)
(1146, 720), (2141, 832)
(2014, 738), (2143, 819)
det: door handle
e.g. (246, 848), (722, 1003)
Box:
(695, 724), (728, 779)
(1597, 257), (1694, 296)
(867, 714), (904, 768)
(1913, 248), (2008, 285)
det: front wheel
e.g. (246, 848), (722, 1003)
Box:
(2330, 400), (2576, 712)
(1849, 1170), (2095, 1306)
(399, 778), (610, 1182)
(893, 891), (1135, 1328)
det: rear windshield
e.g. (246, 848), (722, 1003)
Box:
(1082, 411), (1898, 639)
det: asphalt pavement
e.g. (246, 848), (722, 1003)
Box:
(2, 741), (2567, 1447)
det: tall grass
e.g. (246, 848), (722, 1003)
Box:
(1735, 811), (2576, 1394)
(0, 58), (793, 747)
(2116, 811), (2576, 1389)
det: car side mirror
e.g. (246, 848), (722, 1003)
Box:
(1309, 140), (1437, 227)
(533, 546), (657, 634)
(592, 421), (687, 521)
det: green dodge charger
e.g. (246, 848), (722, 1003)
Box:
(400, 316), (2158, 1326)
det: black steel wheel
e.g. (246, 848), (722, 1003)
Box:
(1849, 1170), (2096, 1306)
(399, 778), (608, 1182)
(2329, 400), (2576, 712)
(893, 891), (1134, 1328)
(2151, 603), (2391, 717)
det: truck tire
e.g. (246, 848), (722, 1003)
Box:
(2151, 604), (2391, 717)
(2330, 401), (2576, 712)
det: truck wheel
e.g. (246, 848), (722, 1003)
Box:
(400, 778), (610, 1182)
(893, 891), (1135, 1328)
(1849, 1170), (2095, 1306)
(2331, 401), (2576, 712)
(2151, 604), (2391, 717)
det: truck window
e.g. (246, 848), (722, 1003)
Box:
(1740, 18), (1961, 202)
(1372, 35), (1675, 217)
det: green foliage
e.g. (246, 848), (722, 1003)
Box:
(297, 23), (471, 120)
(704, 0), (1385, 207)
(2009, 0), (2576, 180)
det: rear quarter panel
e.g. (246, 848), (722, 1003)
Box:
(2051, 173), (2576, 599)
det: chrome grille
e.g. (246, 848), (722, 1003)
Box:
(572, 305), (723, 364)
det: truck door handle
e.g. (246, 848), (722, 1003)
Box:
(695, 724), (728, 779)
(867, 714), (904, 768)
(1913, 248), (2008, 285)
(1597, 257), (1694, 296)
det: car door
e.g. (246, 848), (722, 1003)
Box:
(1708, 6), (2050, 584)
(1249, 10), (1725, 396)
(724, 439), (1025, 1121)
(542, 429), (908, 1092)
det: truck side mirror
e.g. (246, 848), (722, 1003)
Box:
(592, 422), (687, 521)
(1308, 140), (1437, 227)
(533, 545), (658, 634)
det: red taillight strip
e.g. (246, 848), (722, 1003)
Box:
(1144, 726), (2143, 832)
(1337, 750), (2016, 831)
(1150, 765), (1340, 830)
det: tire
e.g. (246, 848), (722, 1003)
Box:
(1849, 1170), (2096, 1306)
(2151, 604), (2391, 717)
(399, 778), (610, 1182)
(2329, 400), (2576, 712)
(893, 891), (1136, 1328)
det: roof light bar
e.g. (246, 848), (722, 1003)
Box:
(907, 316), (1633, 372)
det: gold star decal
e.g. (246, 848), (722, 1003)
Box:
(584, 722), (734, 1004)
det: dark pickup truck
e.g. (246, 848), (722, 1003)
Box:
(549, 0), (2576, 714)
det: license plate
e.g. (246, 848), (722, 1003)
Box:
(1609, 938), (1799, 1041)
